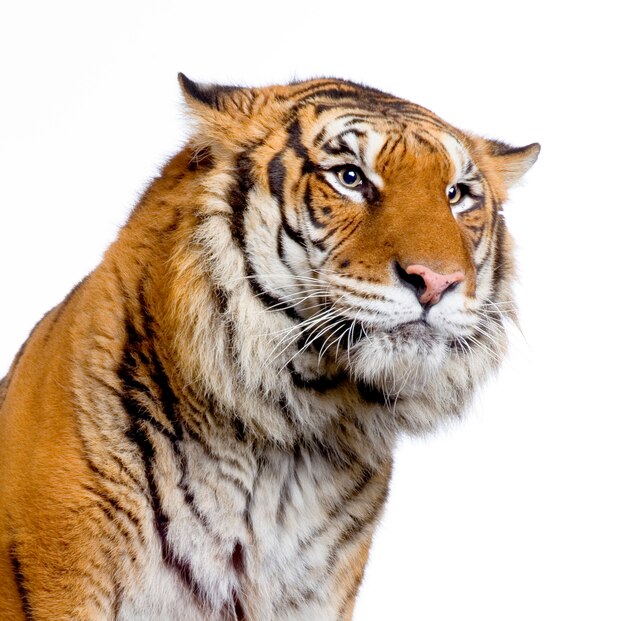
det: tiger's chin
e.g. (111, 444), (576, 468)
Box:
(342, 321), (452, 399)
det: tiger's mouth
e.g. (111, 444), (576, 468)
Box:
(294, 296), (472, 350)
(366, 317), (445, 347)
(312, 312), (446, 359)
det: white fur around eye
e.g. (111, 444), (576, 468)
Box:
(440, 133), (467, 180)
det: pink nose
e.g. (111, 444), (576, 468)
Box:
(404, 264), (465, 306)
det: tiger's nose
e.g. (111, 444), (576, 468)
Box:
(399, 263), (465, 306)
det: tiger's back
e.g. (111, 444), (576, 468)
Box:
(0, 77), (538, 620)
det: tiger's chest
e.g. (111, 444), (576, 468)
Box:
(117, 434), (384, 621)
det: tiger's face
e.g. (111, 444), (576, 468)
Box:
(181, 76), (539, 397)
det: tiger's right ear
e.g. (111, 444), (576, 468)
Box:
(178, 73), (255, 115)
(178, 73), (268, 152)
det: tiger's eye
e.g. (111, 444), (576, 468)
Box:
(447, 184), (462, 205)
(337, 166), (363, 188)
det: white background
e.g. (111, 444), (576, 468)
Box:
(1, 2), (624, 619)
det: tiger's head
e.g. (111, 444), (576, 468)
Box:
(178, 75), (539, 420)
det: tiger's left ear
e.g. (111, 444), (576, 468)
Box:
(484, 139), (541, 188)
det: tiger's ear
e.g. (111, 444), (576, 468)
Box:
(178, 73), (256, 115)
(484, 139), (541, 188)
(178, 73), (267, 151)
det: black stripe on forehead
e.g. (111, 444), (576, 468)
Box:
(313, 113), (372, 147)
(286, 118), (308, 160)
(378, 134), (405, 162)
(410, 129), (449, 158)
(288, 79), (359, 100)
(288, 77), (452, 129)
(320, 129), (367, 159)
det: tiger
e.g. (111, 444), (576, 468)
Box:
(0, 75), (539, 620)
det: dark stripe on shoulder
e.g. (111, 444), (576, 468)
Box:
(286, 118), (309, 161)
(118, 292), (221, 607)
(9, 542), (34, 621)
(228, 154), (256, 248)
(125, 417), (212, 607)
(268, 151), (286, 207)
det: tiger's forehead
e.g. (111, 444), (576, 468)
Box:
(305, 109), (472, 181)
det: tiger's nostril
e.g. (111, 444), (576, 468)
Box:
(395, 262), (465, 307)
(395, 263), (427, 300)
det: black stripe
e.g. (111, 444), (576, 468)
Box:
(282, 220), (306, 248)
(310, 237), (326, 252)
(286, 118), (309, 161)
(232, 417), (247, 443)
(113, 578), (124, 620)
(233, 590), (245, 621)
(228, 154), (255, 249)
(321, 138), (357, 158)
(277, 228), (287, 264)
(490, 212), (507, 299)
(457, 196), (486, 218)
(287, 362), (346, 393)
(136, 283), (185, 436)
(289, 79), (350, 99)
(118, 296), (213, 607)
(81, 480), (142, 549)
(126, 418), (211, 607)
(304, 181), (325, 229)
(9, 543), (34, 621)
(378, 134), (403, 165)
(356, 380), (390, 406)
(276, 474), (292, 526)
(225, 154), (304, 320)
(268, 151), (286, 207)
(302, 87), (360, 103)
(269, 146), (307, 259)
(246, 274), (303, 321)
(324, 219), (362, 266)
